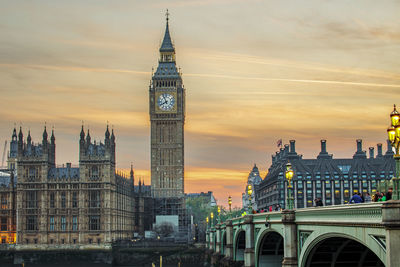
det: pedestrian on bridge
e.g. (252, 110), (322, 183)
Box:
(349, 193), (363, 204)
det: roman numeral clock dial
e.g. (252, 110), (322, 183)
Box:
(157, 93), (175, 111)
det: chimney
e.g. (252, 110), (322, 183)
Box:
(377, 143), (383, 157)
(289, 140), (296, 153)
(385, 139), (394, 157)
(353, 139), (367, 159)
(356, 139), (362, 153)
(369, 147), (374, 159)
(321, 140), (327, 154)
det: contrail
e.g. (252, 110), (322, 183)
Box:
(186, 73), (400, 88)
(2, 63), (399, 88)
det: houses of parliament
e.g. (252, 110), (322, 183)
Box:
(0, 126), (153, 247)
(0, 14), (188, 248)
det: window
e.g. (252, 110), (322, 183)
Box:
(306, 181), (312, 189)
(325, 181), (331, 188)
(97, 239), (101, 245)
(89, 215), (100, 231)
(316, 181), (321, 189)
(344, 189), (350, 198)
(72, 216), (78, 231)
(72, 192), (78, 208)
(335, 190), (340, 198)
(338, 165), (351, 173)
(26, 216), (37, 231)
(89, 191), (100, 208)
(91, 166), (99, 180)
(1, 195), (7, 209)
(49, 216), (54, 231)
(50, 192), (55, 208)
(1, 217), (7, 231)
(26, 191), (37, 208)
(89, 238), (93, 244)
(334, 181), (340, 188)
(297, 181), (303, 189)
(353, 180), (359, 188)
(73, 239), (76, 244)
(61, 216), (66, 231)
(28, 167), (37, 181)
(34, 239), (38, 244)
(50, 239), (54, 244)
(61, 239), (65, 244)
(61, 192), (66, 208)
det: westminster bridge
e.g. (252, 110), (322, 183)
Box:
(206, 201), (400, 267)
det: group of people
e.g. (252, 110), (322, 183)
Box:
(349, 188), (392, 204)
(255, 204), (282, 214)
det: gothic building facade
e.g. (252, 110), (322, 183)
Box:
(149, 14), (186, 227)
(0, 126), (151, 247)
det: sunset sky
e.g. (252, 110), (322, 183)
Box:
(0, 0), (399, 207)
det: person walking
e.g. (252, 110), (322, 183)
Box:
(349, 193), (363, 204)
(364, 192), (372, 203)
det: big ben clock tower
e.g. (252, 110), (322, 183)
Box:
(150, 11), (185, 215)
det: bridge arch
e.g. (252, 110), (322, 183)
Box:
(300, 232), (385, 267)
(255, 229), (284, 267)
(221, 231), (227, 255)
(233, 229), (246, 262)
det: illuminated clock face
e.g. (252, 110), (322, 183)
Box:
(157, 93), (175, 111)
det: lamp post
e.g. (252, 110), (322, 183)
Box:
(210, 212), (214, 227)
(217, 206), (221, 224)
(387, 104), (400, 200)
(285, 162), (294, 210)
(247, 184), (253, 213)
(228, 196), (232, 213)
(206, 216), (209, 230)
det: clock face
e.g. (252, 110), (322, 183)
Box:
(157, 93), (175, 111)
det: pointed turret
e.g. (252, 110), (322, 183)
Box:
(27, 130), (32, 144)
(130, 164), (134, 188)
(42, 126), (48, 144)
(105, 124), (110, 140)
(12, 127), (17, 141)
(160, 10), (174, 53)
(111, 129), (115, 143)
(80, 125), (85, 141)
(18, 127), (23, 142)
(86, 129), (91, 144)
(51, 129), (55, 144)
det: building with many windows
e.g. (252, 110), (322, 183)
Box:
(256, 139), (395, 210)
(0, 126), (152, 248)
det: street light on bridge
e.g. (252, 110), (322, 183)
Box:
(228, 195), (232, 213)
(210, 212), (214, 227)
(387, 104), (400, 200)
(206, 216), (209, 230)
(217, 206), (221, 223)
(247, 184), (253, 213)
(285, 162), (294, 210)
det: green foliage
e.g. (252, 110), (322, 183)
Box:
(186, 196), (244, 226)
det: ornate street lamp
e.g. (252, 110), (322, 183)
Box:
(210, 212), (214, 227)
(387, 104), (400, 200)
(285, 162), (294, 209)
(247, 184), (253, 212)
(228, 196), (232, 213)
(217, 206), (221, 223)
(206, 216), (209, 230)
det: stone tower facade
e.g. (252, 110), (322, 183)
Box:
(149, 14), (185, 199)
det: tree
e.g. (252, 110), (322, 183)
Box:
(154, 222), (175, 237)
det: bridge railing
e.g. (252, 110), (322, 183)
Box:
(294, 202), (383, 226)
